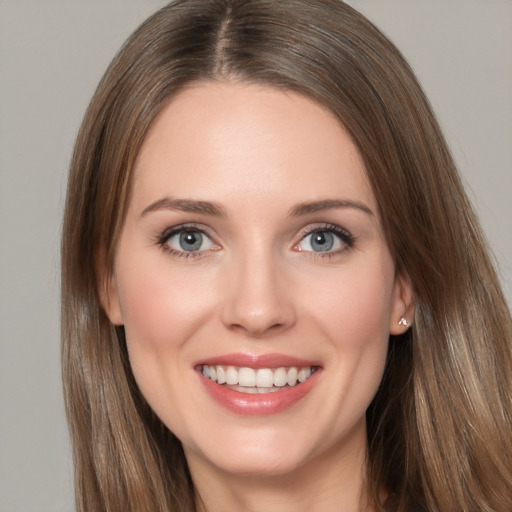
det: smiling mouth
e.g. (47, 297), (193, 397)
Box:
(199, 365), (317, 394)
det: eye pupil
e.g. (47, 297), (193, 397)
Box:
(179, 231), (202, 251)
(311, 231), (334, 252)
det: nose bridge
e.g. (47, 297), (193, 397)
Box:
(221, 240), (295, 336)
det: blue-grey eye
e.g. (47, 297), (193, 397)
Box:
(167, 230), (214, 252)
(311, 231), (334, 252)
(297, 229), (346, 253)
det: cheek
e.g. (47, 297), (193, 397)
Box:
(113, 256), (220, 426)
(301, 258), (395, 347)
(300, 257), (394, 409)
(116, 258), (216, 353)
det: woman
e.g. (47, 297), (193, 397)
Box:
(61, 1), (512, 510)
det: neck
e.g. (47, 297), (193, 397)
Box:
(188, 428), (373, 512)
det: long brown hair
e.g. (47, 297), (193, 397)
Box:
(61, 1), (512, 510)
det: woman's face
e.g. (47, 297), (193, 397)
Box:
(104, 83), (411, 479)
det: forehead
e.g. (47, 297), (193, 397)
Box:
(131, 82), (375, 213)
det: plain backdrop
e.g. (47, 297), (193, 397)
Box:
(0, 1), (510, 511)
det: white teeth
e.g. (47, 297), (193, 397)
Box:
(229, 385), (283, 394)
(256, 368), (274, 388)
(226, 366), (238, 385)
(287, 367), (298, 386)
(232, 385), (258, 394)
(238, 367), (256, 387)
(297, 367), (312, 383)
(216, 366), (226, 384)
(273, 367), (288, 387)
(202, 364), (316, 390)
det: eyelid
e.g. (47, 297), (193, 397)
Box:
(158, 223), (210, 242)
(293, 223), (355, 254)
(155, 222), (355, 259)
(156, 223), (221, 258)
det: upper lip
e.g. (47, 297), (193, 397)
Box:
(195, 353), (321, 369)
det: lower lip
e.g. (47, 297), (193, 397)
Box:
(198, 369), (321, 416)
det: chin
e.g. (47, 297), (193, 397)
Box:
(182, 420), (338, 480)
(201, 445), (311, 479)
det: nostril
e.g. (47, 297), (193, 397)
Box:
(228, 320), (286, 337)
(219, 265), (297, 335)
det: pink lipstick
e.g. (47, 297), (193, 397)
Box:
(195, 353), (321, 416)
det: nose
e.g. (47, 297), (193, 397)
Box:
(220, 249), (297, 338)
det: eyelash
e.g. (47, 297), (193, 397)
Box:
(156, 223), (215, 260)
(155, 222), (356, 260)
(295, 223), (356, 258)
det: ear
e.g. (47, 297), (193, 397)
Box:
(389, 272), (415, 335)
(96, 249), (124, 326)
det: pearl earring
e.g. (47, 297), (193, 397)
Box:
(398, 317), (408, 327)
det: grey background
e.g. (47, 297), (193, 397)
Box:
(0, 1), (510, 511)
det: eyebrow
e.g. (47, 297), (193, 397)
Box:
(140, 197), (374, 219)
(288, 199), (374, 217)
(140, 197), (227, 218)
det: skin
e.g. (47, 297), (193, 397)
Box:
(103, 82), (413, 512)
